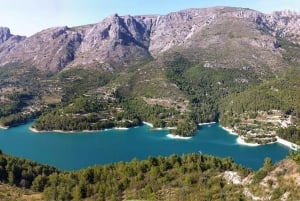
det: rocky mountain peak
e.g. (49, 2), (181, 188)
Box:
(0, 26), (82, 71)
(0, 27), (12, 43)
(71, 13), (151, 68)
(0, 6), (300, 72)
(265, 10), (300, 43)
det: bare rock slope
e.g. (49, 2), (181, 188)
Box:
(0, 7), (300, 72)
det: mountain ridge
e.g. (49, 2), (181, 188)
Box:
(0, 6), (300, 72)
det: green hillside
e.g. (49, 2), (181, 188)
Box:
(220, 68), (300, 144)
(0, 150), (250, 201)
(0, 150), (300, 200)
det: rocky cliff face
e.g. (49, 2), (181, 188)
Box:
(0, 7), (300, 72)
(71, 14), (153, 69)
(0, 27), (12, 43)
(265, 10), (300, 43)
(0, 28), (25, 64)
(0, 26), (82, 71)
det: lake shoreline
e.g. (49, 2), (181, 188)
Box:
(220, 126), (238, 136)
(0, 125), (9, 130)
(220, 126), (276, 147)
(29, 121), (192, 140)
(142, 121), (153, 127)
(276, 136), (299, 150)
(29, 123), (297, 149)
(29, 126), (130, 134)
(29, 121), (165, 134)
(166, 134), (192, 140)
(236, 136), (260, 147)
(0, 120), (289, 171)
(198, 122), (217, 126)
(220, 126), (259, 146)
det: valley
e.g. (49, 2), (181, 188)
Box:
(1, 7), (299, 140)
(0, 6), (300, 200)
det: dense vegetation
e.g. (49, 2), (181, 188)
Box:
(166, 55), (260, 119)
(1, 16), (300, 200)
(278, 38), (300, 65)
(0, 112), (39, 127)
(33, 96), (140, 131)
(277, 126), (300, 145)
(164, 54), (261, 136)
(1, 149), (300, 200)
(0, 151), (58, 189)
(0, 64), (53, 128)
(56, 69), (114, 101)
(0, 150), (251, 201)
(0, 93), (40, 128)
(0, 61), (300, 200)
(1, 59), (298, 139)
(32, 96), (183, 131)
(220, 68), (300, 143)
(120, 98), (180, 128)
(1, 57), (299, 141)
(220, 68), (300, 118)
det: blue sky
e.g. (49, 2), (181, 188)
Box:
(0, 0), (299, 36)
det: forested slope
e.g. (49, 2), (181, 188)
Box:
(220, 68), (300, 144)
(0, 150), (250, 201)
(1, 150), (300, 200)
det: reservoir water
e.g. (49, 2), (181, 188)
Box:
(0, 122), (289, 171)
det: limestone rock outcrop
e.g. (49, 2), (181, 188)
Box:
(0, 7), (300, 72)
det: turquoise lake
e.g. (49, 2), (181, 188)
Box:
(0, 122), (290, 171)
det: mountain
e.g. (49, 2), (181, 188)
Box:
(1, 7), (300, 72)
(0, 7), (300, 200)
(1, 6), (300, 137)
